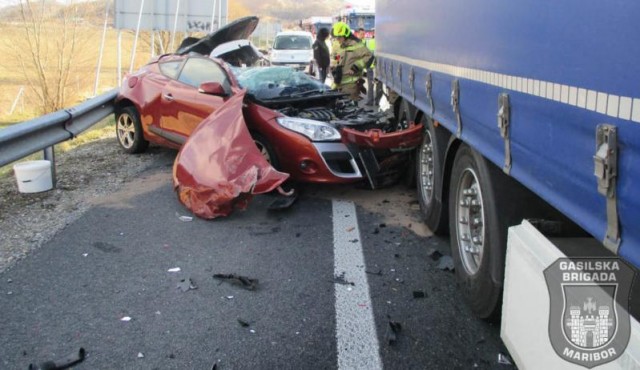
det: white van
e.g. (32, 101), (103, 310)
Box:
(269, 31), (314, 71)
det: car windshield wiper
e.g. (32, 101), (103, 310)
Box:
(287, 89), (327, 98)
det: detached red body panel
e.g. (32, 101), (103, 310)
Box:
(173, 90), (289, 219)
(341, 123), (424, 149)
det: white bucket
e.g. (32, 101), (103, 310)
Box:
(13, 160), (53, 193)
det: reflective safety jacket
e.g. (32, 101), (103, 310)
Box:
(365, 38), (376, 68)
(336, 38), (373, 85)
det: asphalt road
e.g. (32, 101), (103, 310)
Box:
(0, 155), (511, 369)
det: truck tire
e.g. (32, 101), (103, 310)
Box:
(416, 117), (448, 235)
(448, 144), (505, 320)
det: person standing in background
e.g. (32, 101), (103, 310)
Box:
(312, 28), (331, 84)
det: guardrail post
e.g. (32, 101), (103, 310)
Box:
(43, 146), (57, 188)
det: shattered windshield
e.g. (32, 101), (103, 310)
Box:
(232, 66), (330, 100)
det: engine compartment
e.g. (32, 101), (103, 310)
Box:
(276, 99), (397, 132)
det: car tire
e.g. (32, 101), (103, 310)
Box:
(416, 117), (448, 235)
(252, 133), (279, 169)
(448, 144), (505, 320)
(116, 106), (149, 154)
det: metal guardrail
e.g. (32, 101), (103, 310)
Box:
(0, 88), (118, 186)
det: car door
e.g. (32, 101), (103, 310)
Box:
(160, 56), (232, 139)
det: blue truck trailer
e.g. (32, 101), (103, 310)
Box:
(375, 0), (639, 323)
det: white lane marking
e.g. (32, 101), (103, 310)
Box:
(377, 51), (639, 123)
(332, 200), (383, 370)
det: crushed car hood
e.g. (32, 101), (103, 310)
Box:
(173, 89), (289, 219)
(177, 16), (259, 56)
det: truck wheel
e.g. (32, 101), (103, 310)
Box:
(448, 144), (504, 319)
(116, 106), (149, 154)
(416, 117), (447, 235)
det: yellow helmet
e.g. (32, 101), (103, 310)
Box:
(332, 22), (351, 38)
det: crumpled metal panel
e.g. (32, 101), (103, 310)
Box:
(173, 90), (289, 219)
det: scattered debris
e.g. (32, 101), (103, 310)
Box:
(120, 316), (132, 322)
(268, 189), (298, 211)
(476, 337), (486, 344)
(436, 256), (455, 271)
(413, 290), (427, 299)
(386, 317), (402, 345)
(177, 278), (197, 292)
(237, 319), (251, 327)
(498, 353), (513, 366)
(28, 347), (86, 370)
(168, 267), (181, 273)
(7, 278), (12, 283)
(394, 253), (401, 258)
(346, 226), (355, 232)
(250, 329), (256, 334)
(349, 239), (359, 243)
(176, 212), (193, 222)
(382, 199), (390, 204)
(333, 272), (355, 286)
(427, 248), (443, 261)
(82, 253), (88, 257)
(213, 273), (259, 291)
(295, 233), (301, 238)
(137, 352), (145, 358)
(372, 228), (380, 234)
(395, 278), (404, 283)
(225, 296), (234, 300)
(379, 223), (387, 228)
(92, 241), (122, 253)
(365, 269), (383, 276)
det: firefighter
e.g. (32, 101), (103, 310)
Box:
(330, 22), (373, 101)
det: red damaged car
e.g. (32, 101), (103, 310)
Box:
(114, 16), (422, 189)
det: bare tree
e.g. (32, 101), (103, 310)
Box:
(7, 0), (82, 114)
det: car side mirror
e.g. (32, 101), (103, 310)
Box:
(198, 82), (228, 97)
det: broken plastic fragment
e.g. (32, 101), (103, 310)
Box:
(28, 348), (86, 370)
(138, 352), (144, 358)
(168, 267), (181, 273)
(413, 291), (427, 299)
(121, 316), (132, 322)
(176, 213), (193, 222)
(436, 256), (455, 271)
(427, 248), (443, 261)
(386, 317), (402, 345)
(177, 278), (197, 292)
(498, 353), (513, 365)
(213, 273), (259, 291)
(82, 253), (89, 257)
(237, 319), (250, 327)
(333, 272), (355, 286)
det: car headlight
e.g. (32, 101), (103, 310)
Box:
(276, 117), (341, 141)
